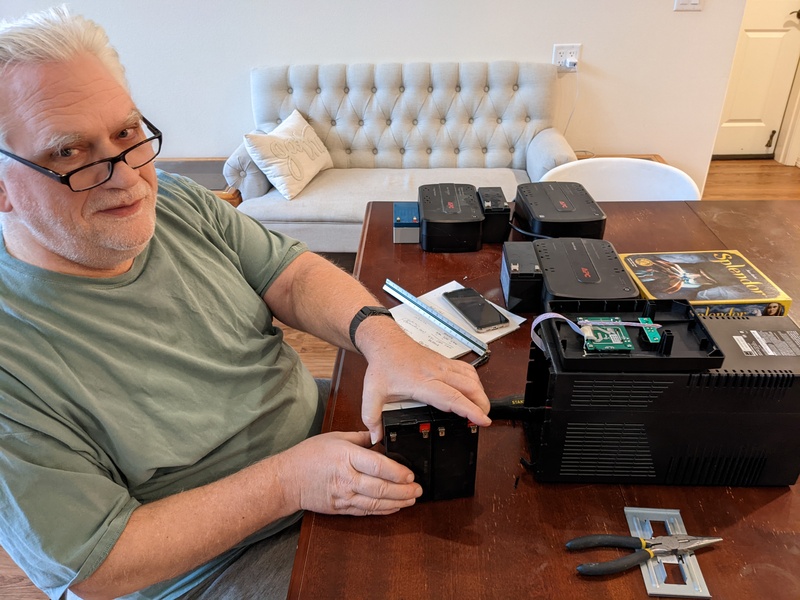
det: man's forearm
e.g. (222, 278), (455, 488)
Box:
(70, 454), (295, 600)
(69, 430), (420, 599)
(264, 251), (391, 351)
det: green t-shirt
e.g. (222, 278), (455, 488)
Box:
(0, 172), (322, 599)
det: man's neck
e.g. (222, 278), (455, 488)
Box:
(2, 226), (137, 278)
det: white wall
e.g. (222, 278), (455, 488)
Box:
(1, 0), (746, 191)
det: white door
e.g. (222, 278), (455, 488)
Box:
(714, 0), (800, 156)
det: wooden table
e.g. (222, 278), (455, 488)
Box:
(689, 200), (800, 317)
(288, 201), (800, 600)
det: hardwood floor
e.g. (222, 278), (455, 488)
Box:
(702, 158), (800, 200)
(0, 551), (42, 599)
(1, 158), (796, 599)
(279, 320), (339, 379)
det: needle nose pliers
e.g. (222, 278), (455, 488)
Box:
(565, 534), (722, 576)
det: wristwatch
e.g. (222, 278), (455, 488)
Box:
(349, 305), (394, 351)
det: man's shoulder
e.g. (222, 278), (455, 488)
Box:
(154, 169), (223, 226)
(156, 169), (212, 205)
(151, 169), (250, 257)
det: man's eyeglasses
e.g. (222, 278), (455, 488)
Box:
(0, 117), (162, 192)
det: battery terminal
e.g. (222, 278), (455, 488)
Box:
(420, 422), (431, 438)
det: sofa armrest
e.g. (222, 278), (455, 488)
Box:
(215, 186), (242, 207)
(223, 142), (271, 200)
(525, 128), (578, 181)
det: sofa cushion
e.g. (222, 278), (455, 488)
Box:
(237, 167), (530, 225)
(244, 110), (333, 199)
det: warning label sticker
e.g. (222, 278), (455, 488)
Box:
(732, 329), (800, 357)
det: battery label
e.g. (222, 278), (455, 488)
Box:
(732, 329), (800, 357)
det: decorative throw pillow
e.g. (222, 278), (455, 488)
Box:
(243, 110), (333, 199)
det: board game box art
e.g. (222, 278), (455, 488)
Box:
(619, 250), (792, 317)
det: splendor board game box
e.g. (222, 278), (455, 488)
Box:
(619, 250), (792, 317)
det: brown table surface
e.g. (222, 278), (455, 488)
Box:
(289, 201), (800, 600)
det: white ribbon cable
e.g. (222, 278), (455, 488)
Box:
(530, 312), (585, 351)
(576, 319), (662, 329)
(530, 314), (663, 351)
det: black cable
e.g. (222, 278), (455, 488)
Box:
(508, 220), (552, 240)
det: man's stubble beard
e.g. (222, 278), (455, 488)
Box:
(25, 182), (157, 272)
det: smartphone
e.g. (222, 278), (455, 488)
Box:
(442, 287), (510, 333)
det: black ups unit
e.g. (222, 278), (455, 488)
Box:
(524, 299), (800, 486)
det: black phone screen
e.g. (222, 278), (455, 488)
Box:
(442, 287), (510, 333)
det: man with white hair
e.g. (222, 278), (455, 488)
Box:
(0, 6), (490, 599)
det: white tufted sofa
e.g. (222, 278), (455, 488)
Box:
(223, 61), (576, 253)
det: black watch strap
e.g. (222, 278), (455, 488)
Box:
(349, 305), (394, 351)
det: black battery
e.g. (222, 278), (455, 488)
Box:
(383, 404), (479, 501)
(500, 241), (543, 313)
(477, 187), (511, 243)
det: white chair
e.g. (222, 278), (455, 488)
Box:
(539, 157), (701, 201)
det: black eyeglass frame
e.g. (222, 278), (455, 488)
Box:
(0, 116), (162, 192)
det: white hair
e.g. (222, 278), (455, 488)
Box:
(0, 4), (128, 157)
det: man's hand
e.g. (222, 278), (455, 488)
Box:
(276, 431), (422, 515)
(262, 251), (492, 444)
(70, 429), (419, 599)
(357, 324), (492, 444)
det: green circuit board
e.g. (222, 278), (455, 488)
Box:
(580, 317), (634, 352)
(638, 317), (662, 344)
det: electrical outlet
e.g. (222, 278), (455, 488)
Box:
(552, 43), (582, 73)
(674, 0), (702, 11)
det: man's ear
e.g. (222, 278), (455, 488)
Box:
(0, 177), (11, 213)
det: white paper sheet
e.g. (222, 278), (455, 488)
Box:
(388, 280), (525, 359)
